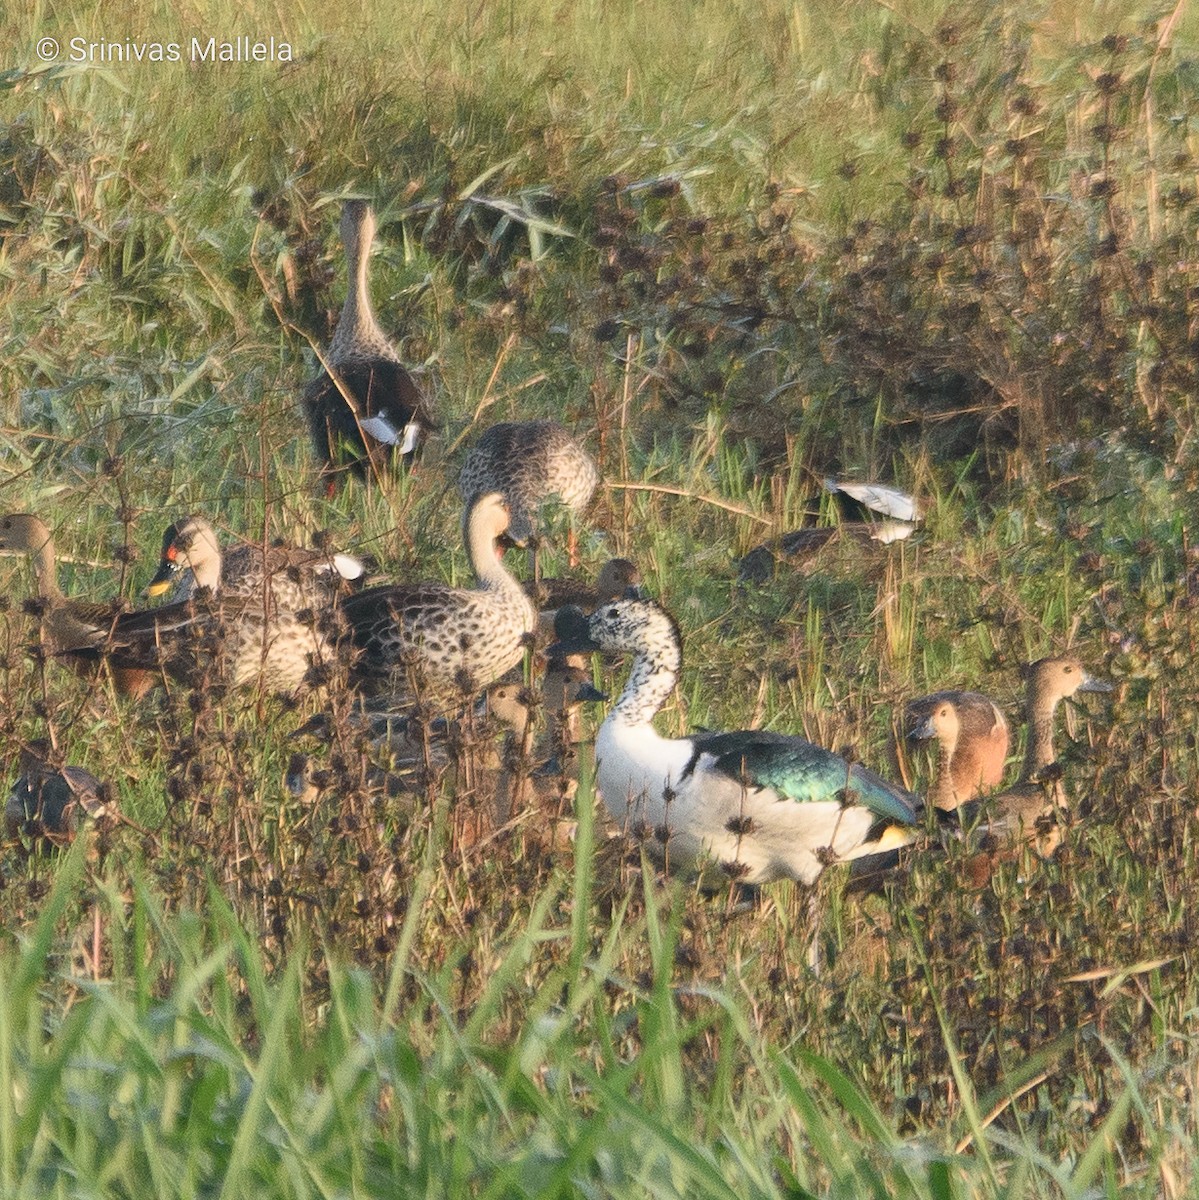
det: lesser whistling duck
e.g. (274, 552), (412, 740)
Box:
(909, 656), (1110, 857)
(905, 690), (1010, 811)
(525, 556), (641, 757)
(528, 557), (642, 627)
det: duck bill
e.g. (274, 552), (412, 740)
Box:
(1078, 672), (1114, 694)
(546, 604), (602, 657)
(907, 715), (936, 740)
(547, 633), (603, 657)
(144, 561), (178, 598)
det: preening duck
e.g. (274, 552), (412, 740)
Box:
(337, 491), (537, 706)
(737, 481), (920, 582)
(303, 200), (435, 486)
(551, 597), (918, 886)
(823, 478), (923, 527)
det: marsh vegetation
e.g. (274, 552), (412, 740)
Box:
(1, 0), (1198, 1194)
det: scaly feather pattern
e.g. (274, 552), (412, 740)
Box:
(337, 492), (536, 705)
(459, 420), (598, 546)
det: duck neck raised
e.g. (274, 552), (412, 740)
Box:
(330, 209), (391, 361)
(21, 522), (61, 600)
(1022, 687), (1062, 780)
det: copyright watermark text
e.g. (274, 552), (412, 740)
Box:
(36, 35), (294, 64)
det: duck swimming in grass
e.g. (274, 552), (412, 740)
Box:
(551, 597), (918, 886)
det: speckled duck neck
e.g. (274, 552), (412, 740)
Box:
(607, 608), (682, 729)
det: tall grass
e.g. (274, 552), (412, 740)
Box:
(1, 0), (1199, 1194)
(0, 846), (1173, 1198)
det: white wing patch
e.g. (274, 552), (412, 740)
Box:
(360, 414), (423, 455)
(359, 414), (402, 445)
(825, 479), (922, 523)
(397, 421), (422, 455)
(332, 553), (366, 580)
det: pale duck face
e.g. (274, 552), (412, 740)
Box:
(585, 598), (676, 655)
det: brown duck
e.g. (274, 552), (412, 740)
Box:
(337, 492), (537, 706)
(458, 421), (599, 561)
(61, 518), (349, 696)
(910, 657), (1111, 863)
(303, 200), (435, 487)
(0, 513), (151, 696)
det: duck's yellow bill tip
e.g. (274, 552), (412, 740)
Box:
(873, 824), (919, 852)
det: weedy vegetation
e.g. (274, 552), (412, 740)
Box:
(1, 0), (1199, 1194)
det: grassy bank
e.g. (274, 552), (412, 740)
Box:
(1, 0), (1199, 1194)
